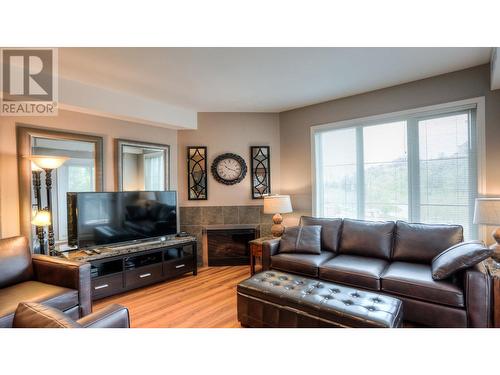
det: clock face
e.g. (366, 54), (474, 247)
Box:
(216, 158), (242, 181)
(211, 153), (247, 185)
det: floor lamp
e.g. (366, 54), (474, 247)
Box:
(28, 155), (69, 256)
(30, 162), (45, 254)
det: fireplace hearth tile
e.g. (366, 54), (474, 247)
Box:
(238, 206), (260, 224)
(260, 207), (274, 223)
(201, 206), (224, 225)
(180, 207), (202, 225)
(222, 206), (239, 224)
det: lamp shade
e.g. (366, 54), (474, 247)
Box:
(27, 155), (69, 170)
(263, 195), (292, 214)
(473, 198), (500, 225)
(30, 162), (43, 172)
(31, 210), (51, 227)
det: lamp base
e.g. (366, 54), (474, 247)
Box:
(271, 213), (285, 237)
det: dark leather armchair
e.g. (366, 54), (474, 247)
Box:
(0, 236), (91, 327)
(13, 302), (130, 328)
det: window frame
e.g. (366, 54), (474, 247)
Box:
(311, 97), (486, 238)
(114, 139), (170, 192)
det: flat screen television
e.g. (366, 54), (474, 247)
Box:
(67, 191), (177, 249)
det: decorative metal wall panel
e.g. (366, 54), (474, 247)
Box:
(187, 146), (207, 200)
(250, 146), (271, 199)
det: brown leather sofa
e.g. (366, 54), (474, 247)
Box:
(0, 236), (91, 327)
(262, 217), (492, 328)
(13, 302), (130, 328)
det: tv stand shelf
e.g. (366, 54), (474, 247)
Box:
(59, 236), (197, 300)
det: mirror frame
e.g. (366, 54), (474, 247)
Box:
(16, 125), (104, 243)
(115, 139), (170, 192)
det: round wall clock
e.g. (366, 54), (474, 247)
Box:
(211, 153), (247, 185)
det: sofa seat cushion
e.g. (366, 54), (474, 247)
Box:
(271, 252), (335, 277)
(319, 255), (389, 291)
(381, 262), (464, 308)
(0, 281), (78, 327)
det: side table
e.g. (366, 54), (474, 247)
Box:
(249, 236), (274, 275)
(485, 259), (500, 328)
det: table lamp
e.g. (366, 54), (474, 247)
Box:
(31, 209), (51, 255)
(263, 195), (293, 237)
(473, 197), (500, 264)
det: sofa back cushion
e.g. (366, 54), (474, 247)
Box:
(0, 236), (33, 289)
(299, 216), (343, 252)
(393, 221), (463, 264)
(279, 226), (322, 255)
(339, 219), (395, 260)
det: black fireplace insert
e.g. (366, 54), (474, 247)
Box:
(206, 225), (259, 266)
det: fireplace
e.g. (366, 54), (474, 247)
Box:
(204, 225), (259, 266)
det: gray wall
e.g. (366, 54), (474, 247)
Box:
(279, 64), (500, 211)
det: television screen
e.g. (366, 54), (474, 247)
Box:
(67, 191), (177, 248)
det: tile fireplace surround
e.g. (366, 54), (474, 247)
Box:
(180, 206), (309, 265)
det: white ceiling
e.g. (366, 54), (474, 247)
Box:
(59, 48), (492, 113)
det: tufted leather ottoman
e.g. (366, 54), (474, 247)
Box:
(237, 270), (403, 328)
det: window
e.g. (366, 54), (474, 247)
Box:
(313, 100), (483, 240)
(144, 151), (165, 190)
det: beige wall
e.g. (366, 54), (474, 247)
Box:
(0, 109), (178, 238)
(3, 64), (499, 238)
(279, 64), (500, 211)
(178, 113), (280, 207)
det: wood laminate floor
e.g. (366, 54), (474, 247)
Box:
(93, 266), (251, 328)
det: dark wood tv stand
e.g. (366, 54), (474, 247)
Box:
(60, 237), (198, 300)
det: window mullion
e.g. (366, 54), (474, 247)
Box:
(356, 127), (365, 220)
(407, 118), (420, 222)
(316, 133), (324, 217)
(468, 109), (478, 239)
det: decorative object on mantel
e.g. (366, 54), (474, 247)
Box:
(250, 146), (271, 199)
(187, 146), (208, 200)
(263, 195), (293, 237)
(211, 152), (247, 185)
(474, 197), (500, 266)
(27, 155), (69, 255)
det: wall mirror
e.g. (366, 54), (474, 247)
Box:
(17, 126), (103, 247)
(116, 139), (170, 192)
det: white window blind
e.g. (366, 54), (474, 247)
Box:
(144, 152), (165, 191)
(314, 106), (479, 239)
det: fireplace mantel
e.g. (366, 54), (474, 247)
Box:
(203, 224), (260, 231)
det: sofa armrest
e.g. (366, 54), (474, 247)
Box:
(77, 304), (130, 328)
(32, 255), (92, 317)
(464, 261), (492, 327)
(262, 238), (281, 271)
